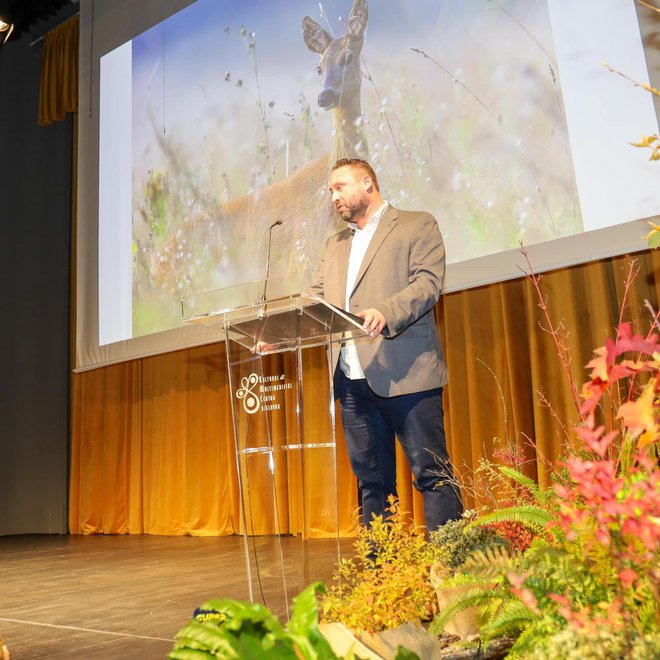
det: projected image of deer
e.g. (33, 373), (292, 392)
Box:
(130, 0), (580, 338)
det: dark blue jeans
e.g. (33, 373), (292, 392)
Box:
(336, 369), (463, 532)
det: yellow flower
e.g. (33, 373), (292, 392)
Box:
(630, 134), (658, 148)
(645, 221), (660, 243)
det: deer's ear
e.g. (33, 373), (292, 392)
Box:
(347, 0), (368, 41)
(302, 17), (332, 54)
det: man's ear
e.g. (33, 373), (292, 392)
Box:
(363, 175), (373, 192)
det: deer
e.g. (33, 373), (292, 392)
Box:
(141, 0), (370, 300)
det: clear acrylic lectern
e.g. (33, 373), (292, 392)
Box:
(182, 274), (368, 618)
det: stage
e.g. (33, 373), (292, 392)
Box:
(0, 533), (349, 658)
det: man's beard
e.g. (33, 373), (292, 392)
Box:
(337, 195), (369, 222)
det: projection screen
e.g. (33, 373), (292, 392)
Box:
(76, 0), (660, 371)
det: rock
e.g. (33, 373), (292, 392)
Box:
(318, 622), (383, 659)
(359, 621), (445, 660)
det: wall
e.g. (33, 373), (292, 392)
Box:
(0, 7), (76, 534)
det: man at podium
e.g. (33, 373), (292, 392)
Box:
(309, 158), (463, 532)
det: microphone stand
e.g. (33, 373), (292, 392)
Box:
(257, 220), (283, 342)
(261, 220), (283, 304)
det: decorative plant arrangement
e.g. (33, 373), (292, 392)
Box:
(420, 256), (660, 658)
(319, 259), (660, 657)
(169, 254), (660, 659)
(425, 313), (660, 656)
(168, 582), (339, 659)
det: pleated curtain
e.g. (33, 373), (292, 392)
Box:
(38, 14), (79, 126)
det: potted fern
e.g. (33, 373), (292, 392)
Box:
(427, 471), (554, 641)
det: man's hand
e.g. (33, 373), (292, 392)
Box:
(357, 308), (387, 338)
(252, 340), (278, 354)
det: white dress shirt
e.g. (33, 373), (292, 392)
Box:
(340, 201), (389, 379)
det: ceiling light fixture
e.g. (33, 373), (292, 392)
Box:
(0, 18), (14, 45)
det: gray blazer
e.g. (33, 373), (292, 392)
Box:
(309, 205), (448, 397)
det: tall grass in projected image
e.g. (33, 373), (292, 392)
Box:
(131, 0), (579, 338)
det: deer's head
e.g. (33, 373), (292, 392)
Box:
(302, 0), (368, 111)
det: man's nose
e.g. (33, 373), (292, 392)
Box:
(331, 190), (340, 202)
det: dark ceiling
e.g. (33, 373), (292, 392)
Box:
(0, 0), (77, 42)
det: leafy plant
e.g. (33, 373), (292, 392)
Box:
(321, 497), (439, 633)
(428, 583), (510, 637)
(468, 505), (555, 533)
(427, 254), (660, 655)
(523, 623), (660, 659)
(461, 545), (522, 581)
(428, 514), (505, 574)
(169, 582), (338, 659)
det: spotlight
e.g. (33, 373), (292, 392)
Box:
(0, 18), (13, 45)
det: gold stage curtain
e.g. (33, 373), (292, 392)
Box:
(38, 14), (79, 126)
(70, 343), (360, 536)
(69, 250), (660, 535)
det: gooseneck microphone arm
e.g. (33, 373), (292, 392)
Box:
(261, 220), (283, 303)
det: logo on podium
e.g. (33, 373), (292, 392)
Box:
(235, 372), (292, 414)
(236, 373), (260, 414)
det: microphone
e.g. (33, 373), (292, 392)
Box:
(261, 220), (283, 303)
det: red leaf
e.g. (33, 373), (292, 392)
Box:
(617, 379), (657, 435)
(616, 323), (659, 356)
(618, 568), (638, 589)
(574, 424), (618, 457)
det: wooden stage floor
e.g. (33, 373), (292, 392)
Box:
(0, 533), (352, 659)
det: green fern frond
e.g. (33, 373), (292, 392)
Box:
(170, 622), (241, 657)
(466, 505), (555, 531)
(462, 545), (520, 579)
(479, 599), (539, 641)
(428, 585), (505, 635)
(506, 616), (561, 657)
(480, 597), (506, 625)
(498, 466), (554, 506)
(530, 544), (571, 564)
(637, 597), (659, 633)
(438, 571), (486, 588)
